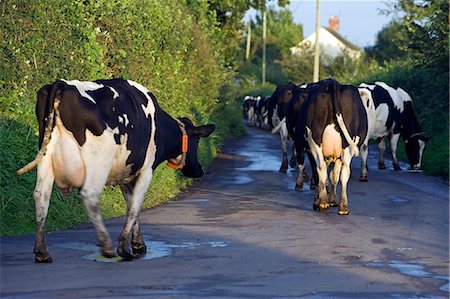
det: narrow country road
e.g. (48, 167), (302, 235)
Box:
(1, 126), (449, 298)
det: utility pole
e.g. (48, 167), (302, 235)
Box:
(262, 10), (267, 85)
(245, 21), (251, 61)
(313, 0), (320, 82)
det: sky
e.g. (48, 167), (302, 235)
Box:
(245, 0), (398, 48)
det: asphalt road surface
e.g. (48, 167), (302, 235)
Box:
(1, 126), (449, 299)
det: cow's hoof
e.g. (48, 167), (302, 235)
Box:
(295, 183), (303, 192)
(279, 166), (287, 173)
(35, 252), (53, 263)
(393, 164), (401, 171)
(310, 180), (316, 190)
(378, 162), (386, 170)
(101, 248), (117, 259)
(132, 244), (147, 259)
(313, 202), (319, 211)
(328, 201), (338, 207)
(338, 209), (349, 215)
(319, 203), (329, 213)
(359, 175), (368, 182)
(117, 246), (133, 261)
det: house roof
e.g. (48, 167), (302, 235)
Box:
(323, 27), (360, 51)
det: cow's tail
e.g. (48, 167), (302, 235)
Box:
(16, 82), (61, 175)
(330, 79), (360, 156)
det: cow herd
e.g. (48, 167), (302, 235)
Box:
(16, 77), (428, 263)
(243, 78), (429, 215)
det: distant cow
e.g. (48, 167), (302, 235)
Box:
(255, 95), (270, 129)
(358, 82), (429, 181)
(294, 78), (367, 215)
(243, 96), (257, 127)
(285, 82), (321, 191)
(17, 79), (215, 263)
(268, 83), (298, 172)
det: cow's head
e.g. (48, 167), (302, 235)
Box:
(404, 134), (430, 170)
(179, 118), (215, 178)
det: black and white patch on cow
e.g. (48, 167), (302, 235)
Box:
(243, 95), (257, 127)
(358, 82), (429, 181)
(268, 83), (299, 173)
(17, 78), (215, 263)
(294, 78), (367, 215)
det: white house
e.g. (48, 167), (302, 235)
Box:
(291, 16), (361, 61)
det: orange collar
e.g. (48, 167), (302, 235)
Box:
(167, 119), (188, 170)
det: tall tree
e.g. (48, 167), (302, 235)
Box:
(239, 6), (302, 85)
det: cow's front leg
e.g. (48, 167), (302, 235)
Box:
(359, 143), (369, 181)
(118, 174), (152, 261)
(80, 189), (115, 258)
(390, 134), (402, 170)
(119, 184), (146, 259)
(295, 163), (305, 191)
(33, 160), (55, 263)
(131, 220), (146, 258)
(329, 160), (342, 207)
(279, 124), (289, 173)
(290, 145), (298, 168)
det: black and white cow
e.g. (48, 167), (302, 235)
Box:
(268, 82), (298, 172)
(16, 78), (215, 263)
(294, 78), (367, 215)
(243, 95), (257, 127)
(255, 95), (270, 129)
(285, 82), (321, 191)
(358, 82), (429, 181)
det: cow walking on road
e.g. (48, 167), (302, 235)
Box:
(294, 78), (367, 215)
(268, 83), (298, 173)
(17, 79), (215, 263)
(358, 82), (429, 181)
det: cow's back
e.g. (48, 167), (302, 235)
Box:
(40, 79), (155, 186)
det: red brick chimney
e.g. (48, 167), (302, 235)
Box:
(329, 16), (339, 32)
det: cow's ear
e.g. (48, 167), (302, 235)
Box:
(192, 124), (215, 138)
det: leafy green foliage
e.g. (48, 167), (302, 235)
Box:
(239, 7), (302, 85)
(0, 0), (245, 235)
(352, 0), (449, 179)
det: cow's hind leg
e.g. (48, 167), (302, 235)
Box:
(79, 189), (116, 258)
(310, 151), (328, 212)
(117, 172), (153, 261)
(308, 151), (318, 190)
(390, 134), (401, 170)
(338, 149), (353, 215)
(33, 157), (55, 263)
(120, 184), (146, 259)
(329, 160), (342, 207)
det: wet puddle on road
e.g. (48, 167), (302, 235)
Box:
(367, 260), (449, 293)
(386, 195), (410, 204)
(56, 236), (229, 263)
(235, 151), (281, 172)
